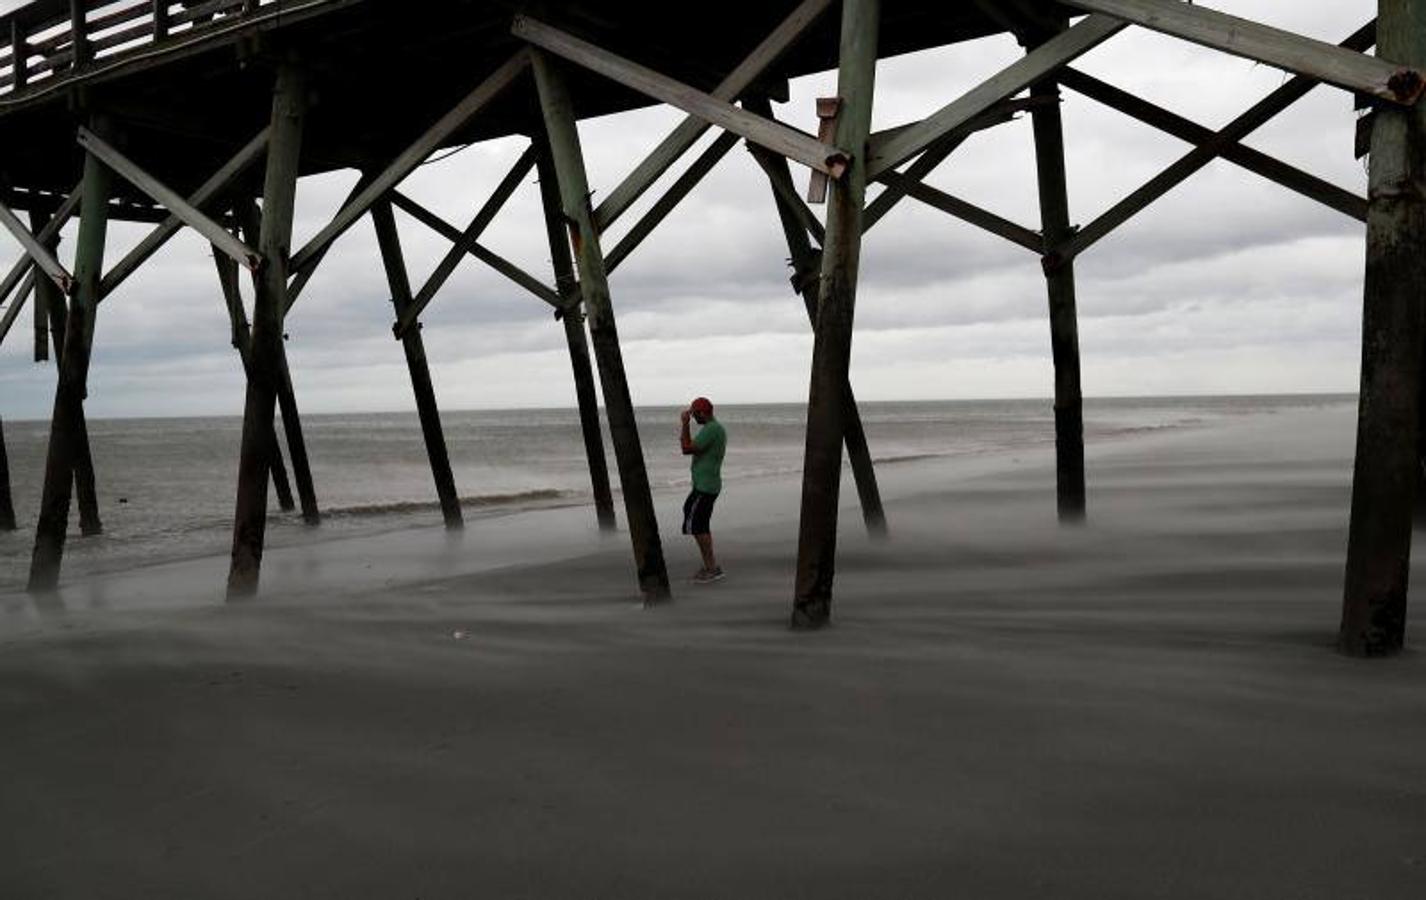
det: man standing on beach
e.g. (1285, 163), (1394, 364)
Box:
(680, 397), (726, 584)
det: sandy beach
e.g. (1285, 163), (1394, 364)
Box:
(2, 399), (1424, 899)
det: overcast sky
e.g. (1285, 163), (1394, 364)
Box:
(0, 1), (1382, 418)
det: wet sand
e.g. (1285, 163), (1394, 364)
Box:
(2, 401), (1424, 899)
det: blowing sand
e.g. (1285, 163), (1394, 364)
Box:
(2, 400), (1424, 899)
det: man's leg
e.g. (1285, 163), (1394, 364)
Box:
(695, 532), (717, 572)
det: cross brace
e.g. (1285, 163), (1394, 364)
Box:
(389, 190), (565, 317)
(513, 16), (849, 178)
(591, 0), (836, 231)
(78, 126), (259, 271)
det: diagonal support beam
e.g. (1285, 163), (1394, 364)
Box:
(386, 143), (538, 337)
(1057, 67), (1368, 222)
(747, 141), (826, 246)
(605, 130), (742, 274)
(513, 15), (849, 178)
(289, 51), (531, 277)
(1050, 21), (1377, 266)
(592, 0), (835, 231)
(0, 199), (74, 293)
(876, 170), (1043, 252)
(283, 173), (375, 314)
(867, 14), (1126, 179)
(78, 126), (260, 271)
(99, 127), (269, 299)
(0, 185), (80, 309)
(0, 272), (37, 345)
(390, 189), (566, 313)
(1067, 0), (1423, 105)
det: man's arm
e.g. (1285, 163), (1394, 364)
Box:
(680, 409), (697, 455)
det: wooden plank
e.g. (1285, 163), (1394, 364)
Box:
(513, 16), (849, 177)
(288, 50), (530, 277)
(10, 20), (28, 90)
(1058, 67), (1368, 222)
(387, 145), (539, 336)
(0, 198), (73, 293)
(866, 14), (1126, 179)
(100, 126), (268, 299)
(1051, 21), (1378, 264)
(592, 0), (835, 231)
(876, 171), (1043, 252)
(78, 124), (259, 270)
(70, 0), (89, 67)
(605, 130), (741, 274)
(1069, 0), (1422, 105)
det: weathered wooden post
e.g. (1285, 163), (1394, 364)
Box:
(28, 119), (112, 591)
(534, 141), (617, 532)
(532, 50), (672, 601)
(1340, 0), (1426, 656)
(213, 246), (296, 512)
(0, 415), (14, 531)
(744, 95), (887, 538)
(791, 0), (879, 629)
(369, 198), (464, 530)
(235, 200), (320, 524)
(29, 207), (102, 536)
(228, 63), (305, 597)
(1029, 38), (1087, 523)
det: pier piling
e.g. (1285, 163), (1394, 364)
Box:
(228, 64), (306, 598)
(533, 50), (671, 602)
(1340, 0), (1426, 656)
(370, 198), (464, 531)
(792, 0), (879, 629)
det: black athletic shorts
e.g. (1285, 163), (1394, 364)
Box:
(681, 489), (719, 536)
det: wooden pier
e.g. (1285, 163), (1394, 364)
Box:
(0, 0), (1421, 652)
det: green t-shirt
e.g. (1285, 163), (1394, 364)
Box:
(690, 418), (727, 494)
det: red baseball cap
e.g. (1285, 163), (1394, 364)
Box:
(690, 397), (713, 416)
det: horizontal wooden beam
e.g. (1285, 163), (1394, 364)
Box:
(876, 170), (1043, 253)
(1057, 67), (1367, 221)
(0, 184), (79, 307)
(606, 130), (742, 274)
(1050, 20), (1378, 265)
(1067, 0), (1421, 105)
(79, 125), (259, 272)
(591, 0), (835, 231)
(0, 197), (73, 293)
(513, 16), (849, 177)
(99, 126), (269, 300)
(387, 145), (539, 337)
(288, 49), (531, 277)
(866, 13), (1126, 179)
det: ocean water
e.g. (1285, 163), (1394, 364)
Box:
(0, 395), (1349, 590)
